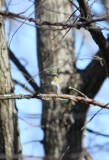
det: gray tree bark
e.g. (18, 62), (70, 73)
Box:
(37, 1), (85, 160)
(36, 0), (104, 160)
(0, 1), (22, 159)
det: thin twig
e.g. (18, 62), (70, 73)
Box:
(86, 127), (109, 137)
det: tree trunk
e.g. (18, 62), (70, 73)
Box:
(36, 0), (101, 160)
(37, 1), (84, 159)
(0, 1), (22, 159)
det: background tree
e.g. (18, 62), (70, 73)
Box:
(36, 0), (107, 160)
(37, 0), (84, 159)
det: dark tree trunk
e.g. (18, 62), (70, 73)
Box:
(36, 0), (106, 160)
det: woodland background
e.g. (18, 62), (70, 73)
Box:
(0, 0), (109, 160)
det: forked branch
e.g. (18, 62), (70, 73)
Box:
(76, 0), (109, 76)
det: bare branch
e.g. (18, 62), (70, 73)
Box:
(9, 49), (39, 92)
(86, 127), (109, 137)
(68, 0), (80, 11)
(0, 93), (109, 109)
(0, 10), (109, 30)
(13, 79), (34, 93)
(76, 0), (109, 75)
(38, 94), (109, 109)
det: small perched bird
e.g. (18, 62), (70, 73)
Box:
(44, 70), (61, 94)
(51, 74), (61, 94)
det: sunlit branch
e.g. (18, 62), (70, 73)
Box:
(0, 93), (109, 109)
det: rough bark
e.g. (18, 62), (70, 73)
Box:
(36, 1), (106, 160)
(0, 1), (22, 159)
(37, 1), (85, 160)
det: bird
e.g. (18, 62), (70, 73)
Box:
(51, 74), (61, 94)
(43, 70), (61, 94)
